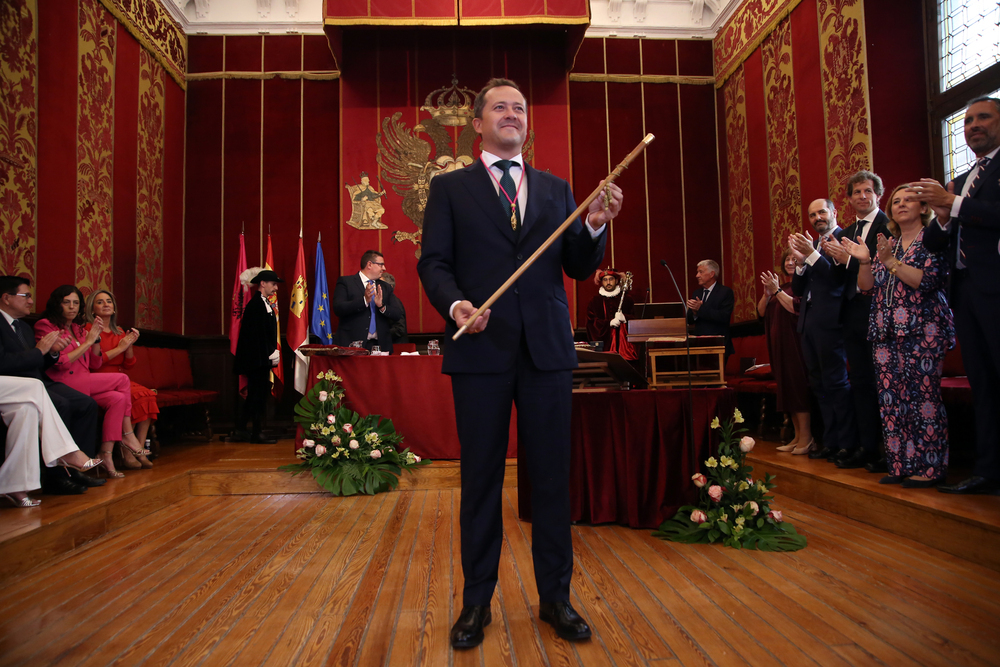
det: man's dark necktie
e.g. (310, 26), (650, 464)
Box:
(956, 156), (989, 269)
(855, 220), (867, 242)
(367, 280), (377, 336)
(493, 159), (521, 231)
(13, 319), (32, 350)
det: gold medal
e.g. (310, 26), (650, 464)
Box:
(511, 211), (517, 230)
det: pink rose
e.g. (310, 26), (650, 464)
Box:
(370, 450), (382, 459)
(739, 436), (755, 453)
(691, 473), (707, 488)
(413, 455), (421, 463)
(331, 435), (342, 446)
(707, 485), (723, 502)
(747, 501), (759, 516)
(302, 439), (315, 448)
(343, 424), (353, 434)
(318, 391), (329, 401)
(326, 414), (335, 424)
(768, 510), (783, 522)
(349, 439), (360, 449)
(690, 509), (708, 524)
(314, 445), (327, 456)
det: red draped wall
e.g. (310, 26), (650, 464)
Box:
(10, 0), (185, 332)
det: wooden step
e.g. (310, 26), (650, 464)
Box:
(748, 442), (1000, 571)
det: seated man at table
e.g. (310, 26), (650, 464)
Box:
(686, 259), (735, 363)
(332, 250), (403, 353)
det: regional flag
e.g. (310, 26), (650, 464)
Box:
(229, 232), (249, 356)
(310, 235), (334, 344)
(288, 229), (310, 394)
(265, 235), (284, 399)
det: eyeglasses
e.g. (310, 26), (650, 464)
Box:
(373, 262), (385, 267)
(11, 293), (30, 299)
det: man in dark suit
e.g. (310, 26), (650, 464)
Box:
(789, 199), (858, 464)
(332, 250), (402, 353)
(0, 276), (102, 494)
(232, 269), (282, 444)
(832, 171), (890, 471)
(917, 96), (1000, 495)
(685, 259), (735, 362)
(417, 78), (622, 649)
(381, 272), (408, 346)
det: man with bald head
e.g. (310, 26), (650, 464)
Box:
(788, 199), (858, 465)
(917, 96), (1000, 494)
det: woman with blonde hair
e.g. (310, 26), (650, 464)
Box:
(84, 289), (158, 468)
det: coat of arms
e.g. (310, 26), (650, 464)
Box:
(376, 77), (533, 258)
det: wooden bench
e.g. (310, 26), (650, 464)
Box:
(127, 346), (220, 448)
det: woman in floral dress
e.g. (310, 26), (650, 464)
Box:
(841, 183), (955, 488)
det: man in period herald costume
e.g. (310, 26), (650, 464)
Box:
(585, 268), (637, 359)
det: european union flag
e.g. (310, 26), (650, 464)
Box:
(311, 238), (334, 343)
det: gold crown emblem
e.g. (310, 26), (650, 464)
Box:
(421, 77), (475, 127)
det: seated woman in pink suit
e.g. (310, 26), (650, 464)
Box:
(84, 289), (158, 469)
(34, 285), (150, 478)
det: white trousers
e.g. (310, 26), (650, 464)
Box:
(0, 377), (78, 494)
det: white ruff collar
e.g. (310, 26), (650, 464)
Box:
(598, 286), (621, 298)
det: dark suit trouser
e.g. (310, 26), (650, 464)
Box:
(241, 367), (272, 433)
(46, 383), (99, 459)
(800, 320), (858, 451)
(450, 337), (573, 607)
(953, 274), (1000, 480)
(843, 296), (882, 456)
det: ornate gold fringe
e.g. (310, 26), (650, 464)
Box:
(714, 0), (804, 89)
(570, 73), (715, 85)
(186, 71), (340, 81)
(95, 0), (186, 89)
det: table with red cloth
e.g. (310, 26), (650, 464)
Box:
(519, 387), (736, 529)
(303, 355), (517, 460)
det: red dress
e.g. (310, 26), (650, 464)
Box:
(762, 284), (811, 413)
(91, 327), (159, 423)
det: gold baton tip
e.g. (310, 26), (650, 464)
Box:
(643, 133), (655, 144)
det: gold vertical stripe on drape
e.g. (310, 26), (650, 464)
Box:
(0, 0), (39, 285)
(761, 18), (802, 272)
(818, 0), (873, 217)
(723, 69), (756, 322)
(135, 49), (166, 329)
(76, 0), (116, 296)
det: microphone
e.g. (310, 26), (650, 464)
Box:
(659, 260), (688, 314)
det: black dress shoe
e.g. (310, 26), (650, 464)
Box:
(249, 434), (278, 444)
(865, 458), (888, 474)
(42, 475), (87, 495)
(66, 467), (106, 487)
(829, 448), (852, 464)
(937, 476), (1000, 495)
(878, 475), (904, 484)
(836, 449), (876, 469)
(451, 605), (491, 648)
(901, 477), (942, 489)
(539, 601), (592, 641)
(228, 430), (253, 443)
(808, 446), (832, 460)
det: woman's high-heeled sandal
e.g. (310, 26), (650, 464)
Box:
(96, 455), (125, 479)
(57, 457), (102, 473)
(1, 494), (41, 508)
(119, 432), (151, 457)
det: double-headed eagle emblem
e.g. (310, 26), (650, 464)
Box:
(376, 77), (533, 258)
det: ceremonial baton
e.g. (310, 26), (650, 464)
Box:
(453, 133), (655, 340)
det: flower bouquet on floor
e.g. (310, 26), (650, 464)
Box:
(279, 370), (430, 496)
(653, 408), (807, 551)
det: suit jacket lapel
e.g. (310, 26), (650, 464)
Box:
(460, 160), (518, 242)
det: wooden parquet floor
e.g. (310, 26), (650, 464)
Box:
(2, 485), (999, 667)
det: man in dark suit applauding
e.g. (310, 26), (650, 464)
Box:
(789, 199), (859, 464)
(917, 96), (1000, 495)
(830, 171), (890, 471)
(685, 259), (735, 362)
(417, 77), (622, 649)
(332, 250), (402, 353)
